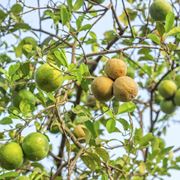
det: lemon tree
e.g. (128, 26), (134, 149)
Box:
(0, 0), (180, 179)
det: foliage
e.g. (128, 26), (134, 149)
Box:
(0, 0), (180, 179)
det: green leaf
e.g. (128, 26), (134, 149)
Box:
(60, 5), (70, 25)
(165, 12), (175, 33)
(80, 24), (92, 31)
(73, 0), (84, 11)
(106, 118), (116, 133)
(13, 23), (31, 30)
(76, 15), (84, 30)
(67, 0), (73, 9)
(134, 128), (143, 144)
(118, 118), (129, 130)
(113, 100), (119, 114)
(8, 63), (20, 76)
(0, 117), (12, 124)
(147, 33), (160, 44)
(95, 147), (109, 161)
(0, 172), (19, 179)
(54, 49), (68, 67)
(19, 100), (31, 113)
(11, 3), (23, 15)
(118, 102), (136, 114)
(156, 22), (165, 36)
(166, 27), (180, 37)
(0, 9), (7, 22)
(85, 120), (98, 138)
(81, 153), (100, 170)
(119, 8), (137, 26)
(23, 44), (33, 53)
(0, 54), (11, 64)
(139, 133), (154, 147)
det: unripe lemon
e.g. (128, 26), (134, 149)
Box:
(22, 132), (49, 161)
(113, 76), (138, 102)
(160, 100), (176, 114)
(158, 80), (177, 99)
(174, 89), (180, 106)
(0, 142), (24, 170)
(91, 76), (113, 102)
(35, 63), (63, 92)
(150, 0), (173, 21)
(104, 59), (127, 80)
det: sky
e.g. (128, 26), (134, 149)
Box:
(0, 0), (180, 179)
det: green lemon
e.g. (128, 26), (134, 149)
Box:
(160, 100), (176, 114)
(150, 0), (173, 21)
(12, 89), (37, 108)
(174, 89), (180, 106)
(22, 132), (49, 161)
(35, 63), (63, 92)
(0, 142), (24, 170)
(158, 80), (177, 99)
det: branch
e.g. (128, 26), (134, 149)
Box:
(31, 28), (72, 47)
(86, 45), (162, 58)
(121, 0), (134, 38)
(67, 148), (84, 180)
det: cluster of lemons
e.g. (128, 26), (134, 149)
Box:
(158, 79), (180, 114)
(0, 132), (49, 170)
(91, 58), (138, 102)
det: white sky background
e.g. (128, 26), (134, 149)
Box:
(0, 0), (180, 179)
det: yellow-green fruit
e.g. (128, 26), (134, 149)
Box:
(158, 80), (177, 99)
(91, 76), (113, 102)
(35, 63), (62, 92)
(12, 89), (36, 108)
(113, 76), (138, 102)
(104, 59), (127, 80)
(160, 100), (176, 114)
(174, 89), (180, 106)
(74, 125), (86, 139)
(175, 75), (180, 88)
(149, 0), (173, 21)
(22, 132), (49, 161)
(0, 142), (24, 170)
